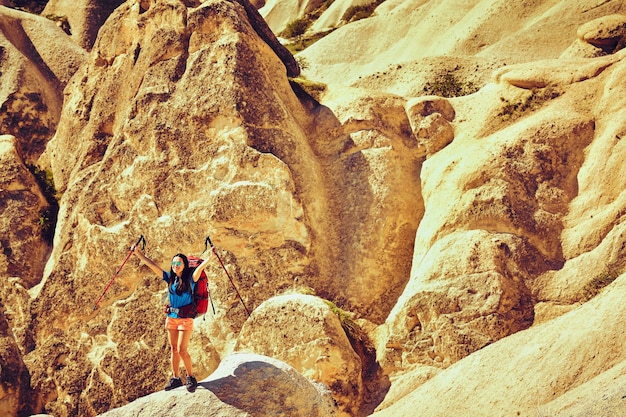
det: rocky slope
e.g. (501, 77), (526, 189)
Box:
(1, 0), (626, 416)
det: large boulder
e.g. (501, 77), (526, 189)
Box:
(99, 353), (338, 417)
(379, 230), (542, 372)
(236, 293), (364, 416)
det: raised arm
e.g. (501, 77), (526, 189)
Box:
(133, 248), (166, 278)
(192, 248), (215, 282)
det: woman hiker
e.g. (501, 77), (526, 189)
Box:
(133, 248), (213, 392)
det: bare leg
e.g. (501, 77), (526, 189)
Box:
(178, 329), (194, 377)
(167, 328), (181, 377)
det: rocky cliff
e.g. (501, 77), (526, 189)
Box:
(1, 0), (626, 416)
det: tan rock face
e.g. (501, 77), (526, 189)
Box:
(0, 309), (33, 417)
(0, 135), (50, 288)
(22, 0), (412, 413)
(577, 13), (626, 53)
(42, 0), (126, 50)
(372, 273), (626, 417)
(377, 49), (616, 373)
(0, 6), (86, 164)
(406, 96), (455, 158)
(380, 230), (541, 371)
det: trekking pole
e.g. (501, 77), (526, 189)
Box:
(93, 235), (146, 311)
(206, 235), (251, 317)
(199, 238), (216, 315)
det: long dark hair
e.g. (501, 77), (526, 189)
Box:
(169, 253), (192, 295)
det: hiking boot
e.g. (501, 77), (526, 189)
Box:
(186, 375), (198, 392)
(164, 377), (183, 391)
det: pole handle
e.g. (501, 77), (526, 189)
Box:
(132, 235), (146, 251)
(203, 235), (216, 255)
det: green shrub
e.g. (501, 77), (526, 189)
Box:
(27, 165), (59, 244)
(280, 0), (336, 40)
(324, 300), (359, 335)
(27, 165), (56, 198)
(43, 14), (70, 34)
(38, 206), (57, 244)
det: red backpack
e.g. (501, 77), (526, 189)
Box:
(177, 256), (210, 318)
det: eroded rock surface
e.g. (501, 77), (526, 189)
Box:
(99, 353), (338, 417)
(0, 135), (50, 288)
(236, 294), (363, 417)
(0, 6), (86, 163)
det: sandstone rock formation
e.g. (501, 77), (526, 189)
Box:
(236, 293), (366, 417)
(1, 0), (626, 416)
(41, 0), (126, 50)
(0, 307), (33, 417)
(372, 272), (626, 417)
(0, 135), (50, 288)
(0, 134), (48, 416)
(0, 5), (87, 164)
(99, 353), (338, 416)
(231, 0), (300, 77)
(297, 0), (626, 88)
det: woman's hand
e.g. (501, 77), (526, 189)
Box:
(192, 250), (214, 282)
(133, 248), (165, 278)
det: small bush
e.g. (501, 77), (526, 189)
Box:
(498, 86), (562, 121)
(281, 0), (336, 40)
(282, 17), (311, 38)
(27, 165), (59, 244)
(295, 56), (309, 71)
(44, 14), (71, 34)
(38, 206), (58, 244)
(324, 300), (358, 334)
(423, 70), (479, 98)
(27, 164), (56, 198)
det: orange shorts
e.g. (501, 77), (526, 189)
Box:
(165, 317), (194, 331)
